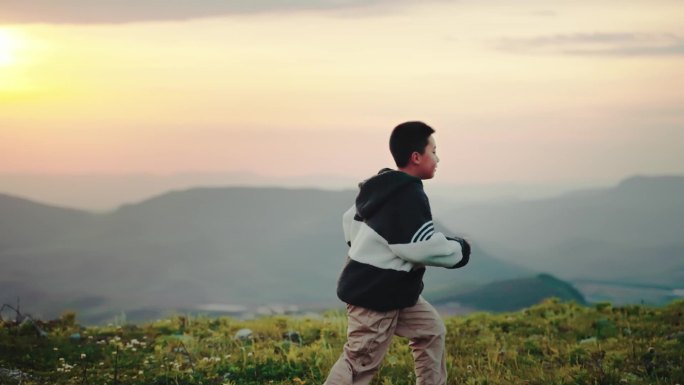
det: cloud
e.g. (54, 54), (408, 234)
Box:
(498, 33), (684, 56)
(0, 0), (405, 24)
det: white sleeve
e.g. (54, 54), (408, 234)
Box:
(342, 205), (356, 246)
(388, 230), (465, 268)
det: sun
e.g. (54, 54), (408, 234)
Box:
(0, 28), (21, 67)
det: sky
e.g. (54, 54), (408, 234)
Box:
(1, 0), (683, 186)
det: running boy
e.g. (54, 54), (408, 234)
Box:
(325, 121), (471, 385)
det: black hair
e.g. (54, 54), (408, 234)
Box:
(389, 121), (435, 168)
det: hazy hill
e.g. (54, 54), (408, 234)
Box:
(0, 187), (526, 324)
(428, 273), (587, 312)
(440, 175), (684, 287)
(0, 173), (580, 212)
(0, 193), (94, 249)
(4, 175), (681, 323)
(0, 173), (359, 211)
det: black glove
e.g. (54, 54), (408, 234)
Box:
(446, 236), (471, 269)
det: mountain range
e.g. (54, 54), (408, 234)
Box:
(0, 187), (526, 324)
(2, 174), (682, 324)
(439, 175), (684, 288)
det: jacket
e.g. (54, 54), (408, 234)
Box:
(336, 168), (470, 311)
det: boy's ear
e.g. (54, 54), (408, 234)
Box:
(409, 151), (422, 165)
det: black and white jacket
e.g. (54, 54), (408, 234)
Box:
(336, 168), (470, 311)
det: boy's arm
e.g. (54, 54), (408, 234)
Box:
(389, 228), (468, 268)
(387, 187), (470, 268)
(342, 204), (357, 247)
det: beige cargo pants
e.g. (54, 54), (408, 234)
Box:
(324, 296), (447, 385)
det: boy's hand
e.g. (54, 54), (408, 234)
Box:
(446, 236), (471, 268)
(412, 263), (426, 271)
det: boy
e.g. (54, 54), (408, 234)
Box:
(324, 121), (471, 385)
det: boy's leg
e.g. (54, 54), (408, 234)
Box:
(394, 296), (447, 385)
(324, 304), (399, 385)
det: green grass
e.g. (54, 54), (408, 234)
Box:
(1, 299), (683, 385)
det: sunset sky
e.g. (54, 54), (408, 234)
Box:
(1, 0), (683, 186)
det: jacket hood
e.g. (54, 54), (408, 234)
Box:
(355, 168), (421, 220)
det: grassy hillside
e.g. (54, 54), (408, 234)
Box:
(1, 300), (682, 385)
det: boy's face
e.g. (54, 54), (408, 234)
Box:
(416, 135), (439, 180)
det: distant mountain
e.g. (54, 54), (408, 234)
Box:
(0, 172), (584, 212)
(0, 193), (94, 249)
(0, 173), (359, 211)
(5, 175), (680, 324)
(440, 175), (684, 288)
(0, 188), (526, 324)
(428, 274), (586, 312)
